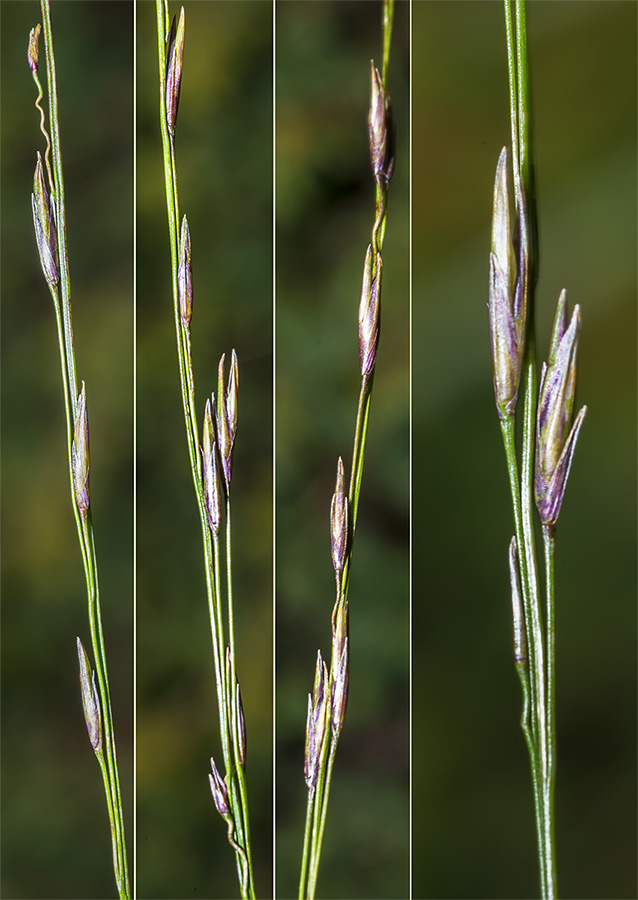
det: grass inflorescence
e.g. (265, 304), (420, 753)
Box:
(297, 3), (396, 898)
(488, 3), (587, 897)
(28, 3), (130, 897)
(155, 3), (255, 896)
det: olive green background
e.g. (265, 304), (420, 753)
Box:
(412, 3), (637, 899)
(1, 2), (133, 898)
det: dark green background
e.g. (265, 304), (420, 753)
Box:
(412, 3), (637, 899)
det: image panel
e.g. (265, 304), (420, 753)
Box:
(412, 3), (637, 898)
(275, 2), (410, 898)
(135, 2), (273, 897)
(1, 2), (133, 897)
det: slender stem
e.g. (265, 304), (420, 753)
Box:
(298, 789), (316, 900)
(299, 4), (395, 895)
(211, 531), (232, 773)
(156, 4), (254, 895)
(226, 495), (255, 898)
(36, 5), (130, 895)
(381, 0), (393, 87)
(348, 376), (373, 539)
(306, 721), (332, 899)
(502, 3), (556, 896)
(84, 519), (129, 896)
(543, 523), (557, 897)
(500, 415), (545, 885)
(307, 735), (338, 900)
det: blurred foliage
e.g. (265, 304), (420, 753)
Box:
(412, 3), (637, 899)
(1, 2), (133, 898)
(136, 2), (273, 898)
(276, 3), (410, 898)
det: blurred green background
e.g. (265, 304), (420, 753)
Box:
(1, 2), (133, 898)
(136, 2), (273, 898)
(276, 3), (410, 898)
(412, 3), (637, 899)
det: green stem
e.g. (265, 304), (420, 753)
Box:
(348, 376), (373, 539)
(500, 414), (546, 889)
(37, 5), (130, 895)
(381, 0), (394, 87)
(211, 527), (233, 777)
(307, 734), (338, 900)
(301, 375), (371, 900)
(298, 789), (316, 900)
(306, 721), (332, 899)
(226, 495), (255, 899)
(156, 5), (254, 894)
(503, 3), (556, 895)
(84, 519), (129, 896)
(300, 4), (395, 894)
(543, 524), (557, 897)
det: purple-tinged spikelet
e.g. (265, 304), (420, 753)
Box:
(178, 215), (193, 326)
(235, 682), (246, 767)
(330, 458), (348, 579)
(76, 637), (102, 751)
(32, 153), (58, 287)
(165, 7), (185, 136)
(508, 537), (528, 666)
(535, 292), (587, 526)
(215, 351), (239, 489)
(488, 147), (529, 419)
(331, 600), (349, 736)
(304, 651), (329, 791)
(358, 244), (382, 378)
(202, 398), (222, 535)
(368, 62), (393, 183)
(72, 382), (90, 516)
(28, 24), (41, 75)
(209, 756), (230, 818)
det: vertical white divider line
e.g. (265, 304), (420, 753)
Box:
(408, 2), (413, 897)
(272, 1), (277, 897)
(132, 1), (137, 896)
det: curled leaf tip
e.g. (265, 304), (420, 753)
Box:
(28, 24), (41, 75)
